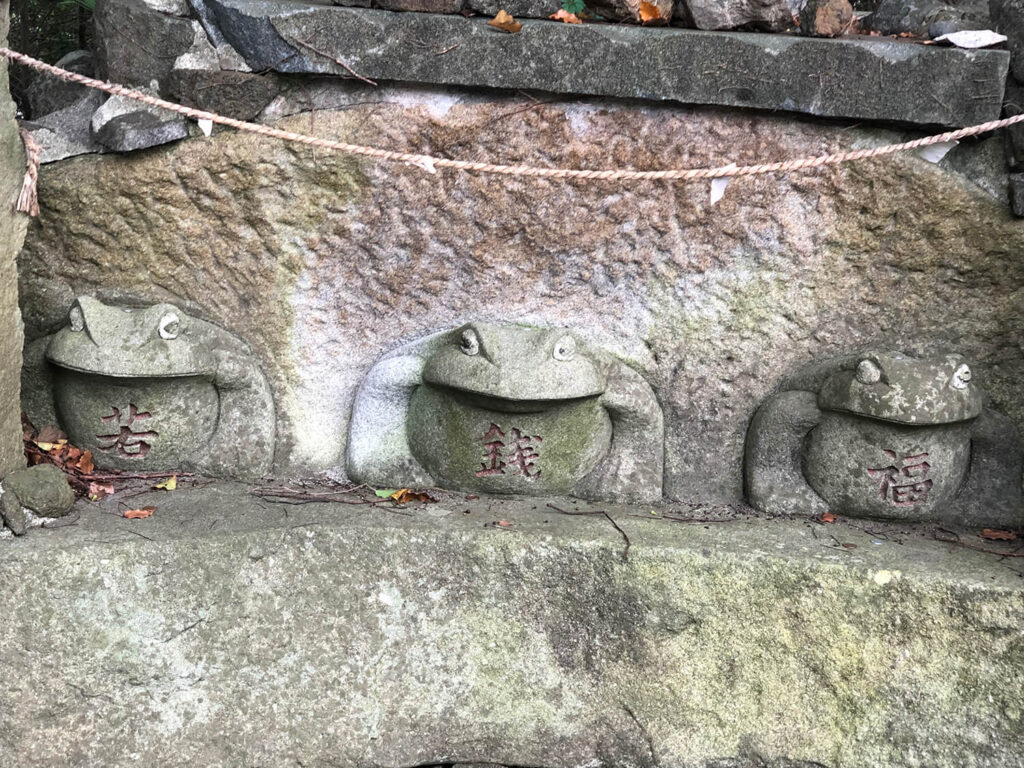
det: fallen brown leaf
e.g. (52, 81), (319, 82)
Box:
(487, 10), (523, 33)
(88, 481), (115, 501)
(819, 511), (837, 523)
(124, 506), (156, 520)
(981, 529), (1017, 541)
(76, 450), (94, 474)
(549, 8), (582, 23)
(390, 488), (435, 504)
(638, 1), (661, 23)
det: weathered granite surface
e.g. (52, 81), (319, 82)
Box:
(347, 322), (665, 502)
(24, 50), (94, 120)
(0, 463), (74, 534)
(745, 352), (1022, 526)
(0, 482), (1022, 767)
(22, 296), (276, 477)
(683, 0), (795, 31)
(95, 0), (200, 86)
(0, 4), (27, 478)
(18, 92), (1024, 503)
(196, 0), (1008, 126)
(21, 90), (105, 164)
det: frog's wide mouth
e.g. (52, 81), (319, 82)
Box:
(430, 384), (600, 414)
(50, 360), (206, 379)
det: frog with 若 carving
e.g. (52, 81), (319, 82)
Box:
(347, 322), (664, 502)
(744, 351), (1022, 526)
(23, 296), (275, 478)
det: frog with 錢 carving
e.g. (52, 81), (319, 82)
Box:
(23, 296), (275, 478)
(347, 322), (664, 502)
(745, 351), (1021, 526)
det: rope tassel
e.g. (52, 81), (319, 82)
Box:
(16, 126), (40, 217)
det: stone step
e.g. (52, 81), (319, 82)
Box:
(198, 0), (1010, 126)
(1, 482), (1021, 766)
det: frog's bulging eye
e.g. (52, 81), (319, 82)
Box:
(553, 335), (576, 362)
(158, 312), (180, 340)
(855, 359), (882, 385)
(68, 304), (84, 332)
(459, 329), (480, 356)
(950, 363), (972, 390)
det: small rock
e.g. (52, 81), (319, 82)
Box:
(463, 0), (560, 17)
(337, 0), (463, 10)
(92, 90), (189, 152)
(140, 0), (191, 14)
(95, 111), (190, 152)
(1009, 173), (1024, 217)
(800, 0), (854, 36)
(867, 0), (989, 37)
(165, 69), (279, 120)
(95, 0), (198, 86)
(585, 0), (673, 23)
(1003, 81), (1024, 172)
(681, 0), (795, 31)
(25, 50), (94, 119)
(926, 9), (987, 38)
(0, 465), (75, 535)
(21, 90), (106, 163)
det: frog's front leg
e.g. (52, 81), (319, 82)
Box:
(949, 408), (1022, 528)
(21, 336), (58, 430)
(346, 353), (433, 488)
(198, 341), (276, 478)
(744, 390), (828, 516)
(575, 363), (663, 503)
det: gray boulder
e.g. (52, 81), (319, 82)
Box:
(91, 91), (189, 152)
(0, 464), (74, 535)
(991, 0), (1024, 80)
(165, 69), (279, 120)
(94, 0), (198, 86)
(25, 50), (93, 120)
(21, 90), (105, 163)
(463, 0), (560, 16)
(682, 0), (796, 31)
(1009, 172), (1024, 215)
(867, 0), (989, 36)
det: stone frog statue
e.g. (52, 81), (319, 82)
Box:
(347, 322), (664, 502)
(23, 296), (276, 478)
(744, 351), (1022, 526)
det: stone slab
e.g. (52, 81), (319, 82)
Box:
(199, 0), (1010, 126)
(1, 482), (1023, 766)
(0, 8), (27, 478)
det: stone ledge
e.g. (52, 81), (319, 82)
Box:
(200, 0), (1010, 126)
(1, 483), (1022, 767)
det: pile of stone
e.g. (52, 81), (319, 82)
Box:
(16, 0), (1008, 167)
(991, 0), (1024, 214)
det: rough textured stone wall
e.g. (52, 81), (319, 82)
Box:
(17, 89), (1024, 500)
(0, 0), (27, 477)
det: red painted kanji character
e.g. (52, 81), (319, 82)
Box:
(506, 428), (541, 479)
(96, 404), (158, 458)
(867, 450), (933, 506)
(476, 423), (507, 476)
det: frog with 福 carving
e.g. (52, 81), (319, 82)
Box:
(347, 322), (664, 502)
(744, 351), (1022, 526)
(23, 296), (275, 478)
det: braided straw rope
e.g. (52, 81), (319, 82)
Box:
(5, 46), (1024, 182)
